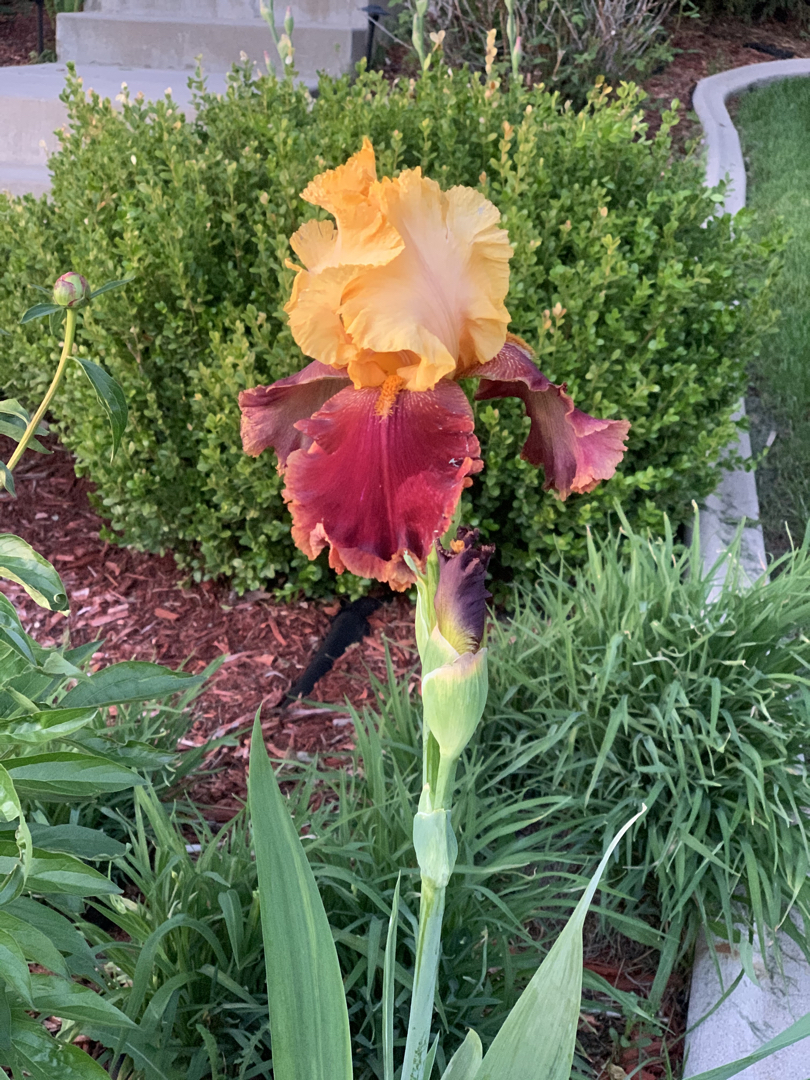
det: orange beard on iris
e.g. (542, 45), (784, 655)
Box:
(239, 140), (631, 590)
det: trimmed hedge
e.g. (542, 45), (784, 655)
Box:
(0, 62), (782, 595)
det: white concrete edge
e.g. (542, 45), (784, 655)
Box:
(683, 60), (810, 1080)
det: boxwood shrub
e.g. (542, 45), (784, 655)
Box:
(0, 61), (782, 595)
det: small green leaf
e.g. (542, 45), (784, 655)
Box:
(0, 843), (121, 896)
(0, 400), (29, 423)
(0, 463), (16, 498)
(441, 1030), (483, 1080)
(0, 910), (68, 976)
(27, 823), (126, 860)
(60, 660), (203, 708)
(19, 303), (61, 324)
(31, 974), (138, 1028)
(10, 1017), (111, 1078)
(49, 308), (66, 338)
(0, 418), (50, 454)
(0, 708), (98, 748)
(0, 927), (33, 1004)
(73, 358), (128, 460)
(249, 712), (353, 1080)
(0, 327), (11, 337)
(0, 536), (67, 611)
(87, 276), (134, 300)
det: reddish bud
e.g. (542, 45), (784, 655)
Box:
(53, 272), (90, 308)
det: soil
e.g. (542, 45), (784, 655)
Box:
(0, 2), (55, 66)
(641, 13), (810, 144)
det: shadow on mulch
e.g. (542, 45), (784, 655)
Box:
(0, 434), (417, 817)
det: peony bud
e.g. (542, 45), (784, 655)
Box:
(53, 272), (90, 308)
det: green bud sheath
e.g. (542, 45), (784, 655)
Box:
(421, 646), (488, 761)
(413, 792), (458, 889)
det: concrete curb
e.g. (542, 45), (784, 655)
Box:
(684, 60), (810, 1080)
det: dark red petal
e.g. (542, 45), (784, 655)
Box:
(474, 340), (630, 499)
(284, 382), (482, 590)
(238, 360), (351, 469)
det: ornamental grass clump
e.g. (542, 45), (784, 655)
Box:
(0, 56), (782, 595)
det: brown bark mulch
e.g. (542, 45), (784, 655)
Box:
(0, 435), (417, 816)
(0, 2), (55, 66)
(641, 13), (810, 144)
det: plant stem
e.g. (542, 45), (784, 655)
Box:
(400, 877), (446, 1080)
(6, 308), (76, 473)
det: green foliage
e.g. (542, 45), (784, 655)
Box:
(0, 61), (782, 596)
(84, 698), (649, 1079)
(0, 541), (209, 1073)
(484, 514), (810, 988)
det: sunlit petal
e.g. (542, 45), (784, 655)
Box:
(283, 381), (483, 589)
(474, 338), (631, 498)
(338, 169), (512, 391)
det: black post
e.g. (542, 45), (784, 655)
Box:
(361, 4), (388, 71)
(34, 0), (45, 57)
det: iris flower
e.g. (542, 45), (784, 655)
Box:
(240, 139), (630, 589)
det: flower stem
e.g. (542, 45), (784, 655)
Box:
(400, 877), (445, 1080)
(6, 308), (76, 473)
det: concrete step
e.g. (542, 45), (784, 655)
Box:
(84, 0), (366, 28)
(0, 63), (228, 193)
(57, 12), (365, 78)
(0, 164), (52, 199)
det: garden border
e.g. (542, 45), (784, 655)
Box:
(684, 59), (810, 1080)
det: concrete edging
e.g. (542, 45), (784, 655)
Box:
(684, 59), (810, 1080)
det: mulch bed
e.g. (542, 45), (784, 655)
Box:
(0, 434), (417, 816)
(0, 1), (55, 66)
(641, 13), (810, 143)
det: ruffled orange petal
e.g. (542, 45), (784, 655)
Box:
(297, 139), (404, 271)
(338, 169), (512, 392)
(283, 381), (482, 589)
(285, 265), (360, 371)
(474, 339), (631, 498)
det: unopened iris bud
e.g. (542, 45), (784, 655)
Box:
(433, 527), (493, 656)
(53, 272), (90, 308)
(420, 528), (493, 761)
(284, 5), (294, 36)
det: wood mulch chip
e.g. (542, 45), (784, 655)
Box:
(0, 435), (417, 817)
(641, 14), (810, 145)
(0, 2), (55, 67)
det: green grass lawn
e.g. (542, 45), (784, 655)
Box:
(736, 77), (810, 557)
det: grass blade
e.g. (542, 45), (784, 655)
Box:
(248, 713), (352, 1080)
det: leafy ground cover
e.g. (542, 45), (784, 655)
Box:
(736, 76), (810, 561)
